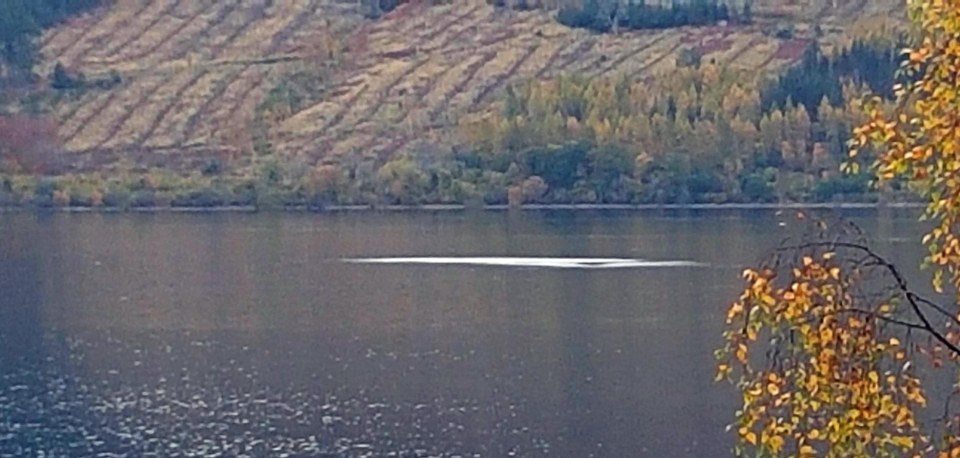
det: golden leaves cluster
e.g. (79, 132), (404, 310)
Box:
(717, 252), (925, 457)
(852, 0), (960, 294)
(720, 1), (960, 455)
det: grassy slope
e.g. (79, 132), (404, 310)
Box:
(37, 0), (902, 175)
(39, 0), (363, 172)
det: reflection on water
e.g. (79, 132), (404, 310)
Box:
(342, 257), (706, 269)
(0, 209), (927, 456)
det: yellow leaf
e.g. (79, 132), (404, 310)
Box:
(820, 328), (834, 342)
(715, 364), (729, 382)
(891, 436), (915, 449)
(726, 302), (744, 321)
(767, 435), (784, 452)
(736, 344), (748, 364)
(800, 444), (815, 455)
(745, 431), (757, 445)
(767, 383), (780, 396)
(896, 406), (911, 426)
(907, 390), (926, 407)
(890, 337), (901, 346)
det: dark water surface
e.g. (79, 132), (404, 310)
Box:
(0, 209), (928, 456)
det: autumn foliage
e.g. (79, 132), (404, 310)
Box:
(717, 231), (928, 456)
(853, 0), (960, 295)
(0, 115), (62, 173)
(720, 0), (960, 455)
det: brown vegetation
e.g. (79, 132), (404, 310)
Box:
(0, 115), (63, 174)
(40, 0), (362, 173)
(34, 0), (902, 175)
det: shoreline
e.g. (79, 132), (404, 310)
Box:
(0, 202), (927, 214)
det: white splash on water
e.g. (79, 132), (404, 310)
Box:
(342, 257), (705, 269)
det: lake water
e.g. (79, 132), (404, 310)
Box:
(0, 209), (929, 456)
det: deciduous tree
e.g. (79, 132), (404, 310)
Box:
(719, 1), (960, 455)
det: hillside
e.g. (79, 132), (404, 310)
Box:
(28, 0), (901, 176)
(36, 0), (363, 172)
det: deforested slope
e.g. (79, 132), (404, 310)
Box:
(34, 0), (902, 173)
(39, 0), (363, 171)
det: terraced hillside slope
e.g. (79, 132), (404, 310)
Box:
(39, 0), (902, 174)
(267, 0), (904, 166)
(40, 0), (364, 171)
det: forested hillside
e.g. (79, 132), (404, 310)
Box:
(0, 0), (908, 208)
(455, 40), (900, 205)
(0, 0), (103, 84)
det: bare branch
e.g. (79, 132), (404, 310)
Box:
(774, 240), (960, 358)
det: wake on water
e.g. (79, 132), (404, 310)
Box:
(341, 257), (705, 269)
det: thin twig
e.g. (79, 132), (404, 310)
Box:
(775, 240), (960, 357)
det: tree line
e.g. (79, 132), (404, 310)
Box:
(0, 14), (906, 208)
(761, 36), (905, 117)
(0, 0), (102, 85)
(450, 39), (902, 205)
(556, 0), (751, 33)
(0, 39), (904, 209)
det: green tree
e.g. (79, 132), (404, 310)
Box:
(376, 156), (429, 205)
(0, 0), (103, 82)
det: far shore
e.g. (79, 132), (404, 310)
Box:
(0, 202), (927, 214)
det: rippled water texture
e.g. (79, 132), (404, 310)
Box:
(0, 209), (926, 456)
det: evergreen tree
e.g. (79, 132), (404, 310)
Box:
(0, 0), (103, 82)
(558, 0), (743, 32)
(50, 62), (76, 90)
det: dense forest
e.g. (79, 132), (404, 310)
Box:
(557, 0), (751, 33)
(443, 39), (900, 206)
(0, 0), (102, 84)
(367, 38), (902, 206)
(761, 36), (904, 115)
(454, 43), (889, 205)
